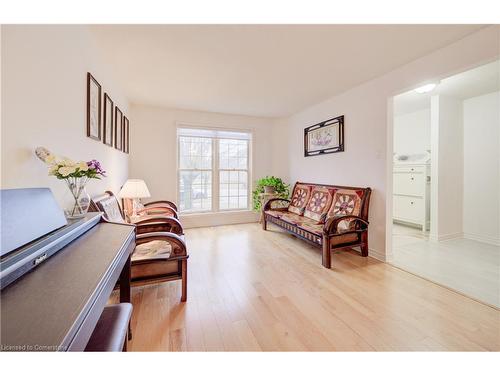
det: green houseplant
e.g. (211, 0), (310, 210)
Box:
(252, 176), (290, 211)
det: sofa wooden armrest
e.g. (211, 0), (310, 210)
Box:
(134, 216), (183, 235)
(323, 215), (369, 235)
(136, 231), (188, 258)
(263, 198), (291, 211)
(136, 205), (178, 219)
(144, 200), (178, 212)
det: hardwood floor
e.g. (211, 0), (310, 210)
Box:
(117, 223), (500, 351)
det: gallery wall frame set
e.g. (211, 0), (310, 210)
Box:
(86, 72), (129, 154)
(304, 115), (344, 157)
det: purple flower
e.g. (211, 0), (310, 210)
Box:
(87, 159), (106, 176)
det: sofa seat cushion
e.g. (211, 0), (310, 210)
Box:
(303, 186), (334, 223)
(133, 240), (172, 262)
(265, 209), (287, 218)
(288, 183), (312, 215)
(297, 221), (324, 236)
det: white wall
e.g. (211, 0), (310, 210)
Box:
(463, 91), (500, 245)
(430, 95), (464, 240)
(1, 25), (129, 206)
(393, 108), (431, 155)
(272, 26), (499, 261)
(129, 104), (275, 228)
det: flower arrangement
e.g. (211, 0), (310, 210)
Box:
(35, 147), (106, 218)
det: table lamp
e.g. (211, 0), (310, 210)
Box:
(118, 179), (151, 218)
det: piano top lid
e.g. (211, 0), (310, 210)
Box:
(1, 188), (67, 258)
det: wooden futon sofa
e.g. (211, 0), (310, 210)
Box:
(262, 182), (371, 268)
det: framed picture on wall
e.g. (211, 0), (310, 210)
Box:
(304, 115), (344, 157)
(86, 72), (102, 141)
(103, 93), (114, 146)
(123, 116), (129, 154)
(115, 107), (123, 151)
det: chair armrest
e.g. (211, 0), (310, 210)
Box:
(136, 206), (178, 219)
(323, 215), (369, 235)
(144, 200), (178, 212)
(134, 216), (183, 235)
(263, 198), (291, 211)
(136, 231), (187, 258)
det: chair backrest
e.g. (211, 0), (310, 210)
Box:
(292, 182), (372, 221)
(89, 191), (126, 223)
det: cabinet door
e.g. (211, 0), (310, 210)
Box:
(393, 195), (424, 224)
(393, 172), (425, 196)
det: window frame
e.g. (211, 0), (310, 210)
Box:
(176, 123), (253, 215)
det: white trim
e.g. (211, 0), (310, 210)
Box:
(368, 247), (386, 262)
(463, 232), (500, 246)
(429, 232), (463, 242)
(180, 210), (259, 229)
(176, 123), (253, 214)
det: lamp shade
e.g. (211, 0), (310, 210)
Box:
(118, 179), (151, 199)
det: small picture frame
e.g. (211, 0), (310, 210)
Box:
(114, 107), (123, 151)
(86, 72), (102, 141)
(304, 115), (344, 157)
(123, 116), (130, 154)
(103, 93), (114, 146)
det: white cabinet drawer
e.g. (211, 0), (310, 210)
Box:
(393, 172), (425, 196)
(393, 165), (425, 174)
(393, 195), (424, 223)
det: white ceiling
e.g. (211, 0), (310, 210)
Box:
(394, 59), (500, 116)
(90, 25), (485, 118)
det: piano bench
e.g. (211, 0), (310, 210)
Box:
(85, 303), (133, 352)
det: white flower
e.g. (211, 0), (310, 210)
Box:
(77, 161), (89, 171)
(61, 158), (76, 167)
(48, 165), (59, 176)
(58, 166), (76, 177)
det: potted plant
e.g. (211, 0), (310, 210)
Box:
(252, 176), (290, 211)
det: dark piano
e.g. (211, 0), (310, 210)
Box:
(0, 188), (135, 351)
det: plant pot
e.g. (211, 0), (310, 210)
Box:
(264, 185), (276, 194)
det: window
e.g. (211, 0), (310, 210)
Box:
(177, 127), (251, 214)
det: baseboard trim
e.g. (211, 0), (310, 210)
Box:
(463, 232), (500, 246)
(181, 211), (259, 229)
(368, 248), (386, 262)
(429, 232), (463, 242)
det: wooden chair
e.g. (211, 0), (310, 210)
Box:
(90, 191), (188, 301)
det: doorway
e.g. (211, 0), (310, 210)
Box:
(389, 60), (500, 307)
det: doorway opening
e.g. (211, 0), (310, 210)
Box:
(390, 60), (500, 307)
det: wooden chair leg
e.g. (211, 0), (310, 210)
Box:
(360, 231), (368, 257)
(262, 215), (267, 230)
(181, 259), (187, 302)
(322, 236), (331, 268)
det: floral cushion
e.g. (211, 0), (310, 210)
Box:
(265, 209), (286, 218)
(288, 184), (311, 215)
(303, 186), (334, 223)
(133, 240), (172, 261)
(327, 188), (364, 231)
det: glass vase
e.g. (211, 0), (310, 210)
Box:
(63, 177), (91, 219)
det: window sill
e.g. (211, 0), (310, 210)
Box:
(180, 209), (253, 217)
